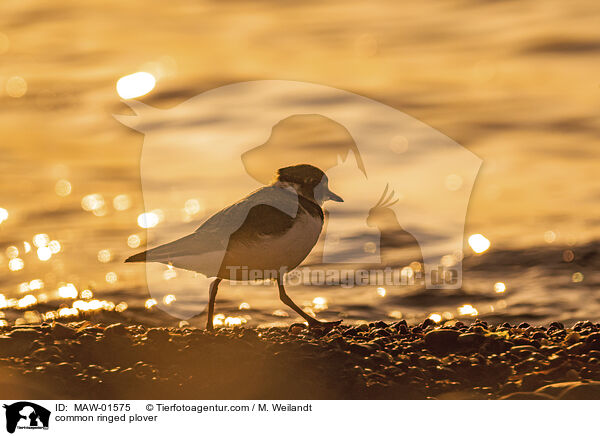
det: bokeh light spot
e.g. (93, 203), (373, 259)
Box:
(55, 179), (72, 197)
(116, 72), (156, 99)
(6, 76), (27, 98)
(137, 212), (160, 229)
(468, 234), (491, 254)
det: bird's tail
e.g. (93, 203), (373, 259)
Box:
(124, 233), (198, 263)
(124, 251), (147, 263)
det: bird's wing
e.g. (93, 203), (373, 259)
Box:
(227, 203), (297, 244)
(126, 186), (300, 263)
(195, 185), (299, 237)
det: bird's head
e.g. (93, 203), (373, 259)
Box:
(275, 164), (343, 205)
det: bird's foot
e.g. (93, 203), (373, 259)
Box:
(308, 320), (342, 335)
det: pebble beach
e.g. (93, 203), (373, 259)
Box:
(2, 318), (600, 400)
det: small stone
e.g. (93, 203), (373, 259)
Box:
(457, 332), (485, 348)
(499, 392), (554, 400)
(473, 319), (488, 328)
(586, 332), (600, 343)
(31, 347), (61, 361)
(510, 345), (538, 355)
(78, 334), (96, 347)
(559, 381), (600, 400)
(418, 355), (441, 367)
(326, 336), (346, 349)
(349, 343), (375, 356)
(52, 323), (76, 339)
(521, 373), (543, 391)
(424, 329), (460, 353)
(146, 328), (169, 342)
(565, 369), (580, 380)
(239, 329), (259, 341)
(8, 328), (41, 341)
(469, 325), (486, 334)
(573, 321), (593, 331)
(104, 323), (128, 337)
(342, 327), (359, 337)
(396, 324), (409, 335)
(54, 362), (75, 375)
(371, 350), (394, 365)
(421, 318), (437, 329)
(566, 342), (587, 355)
(588, 340), (600, 351)
(372, 328), (391, 337)
(589, 350), (600, 359)
(288, 323), (306, 335)
(536, 381), (581, 398)
(564, 332), (581, 344)
(512, 336), (534, 346)
(392, 320), (407, 329)
(0, 336), (15, 357)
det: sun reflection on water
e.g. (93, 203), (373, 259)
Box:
(458, 304), (479, 316)
(224, 316), (246, 327)
(58, 283), (78, 298)
(312, 296), (328, 311)
(37, 246), (52, 261)
(468, 234), (491, 254)
(113, 194), (131, 211)
(105, 272), (118, 284)
(54, 179), (72, 197)
(81, 194), (105, 213)
(137, 212), (160, 229)
(0, 208), (8, 224)
(127, 234), (142, 248)
(0, 294), (9, 309)
(29, 279), (44, 291)
(8, 258), (24, 271)
(116, 72), (156, 99)
(97, 249), (112, 263)
(494, 282), (506, 293)
(6, 246), (19, 259)
(428, 313), (442, 323)
(17, 294), (37, 309)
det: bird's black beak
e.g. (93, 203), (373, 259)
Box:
(327, 189), (344, 202)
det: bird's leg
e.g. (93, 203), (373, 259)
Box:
(277, 278), (341, 330)
(206, 278), (222, 331)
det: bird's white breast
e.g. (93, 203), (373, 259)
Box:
(221, 208), (323, 277)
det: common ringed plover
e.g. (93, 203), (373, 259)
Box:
(126, 164), (343, 330)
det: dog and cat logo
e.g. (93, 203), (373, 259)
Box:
(116, 80), (481, 319)
(3, 402), (50, 434)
